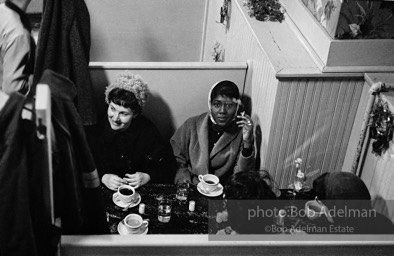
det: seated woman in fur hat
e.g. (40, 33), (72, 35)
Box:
(87, 72), (174, 191)
(171, 80), (255, 185)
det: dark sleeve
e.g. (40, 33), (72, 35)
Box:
(142, 124), (176, 184)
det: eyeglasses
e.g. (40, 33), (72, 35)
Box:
(211, 100), (237, 110)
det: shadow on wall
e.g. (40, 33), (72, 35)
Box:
(255, 120), (262, 170)
(143, 92), (175, 141)
(241, 94), (263, 169)
(90, 69), (108, 118)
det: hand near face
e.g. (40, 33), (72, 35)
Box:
(124, 172), (151, 189)
(101, 174), (128, 191)
(236, 112), (254, 148)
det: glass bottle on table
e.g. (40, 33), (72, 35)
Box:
(157, 196), (172, 223)
(176, 182), (189, 201)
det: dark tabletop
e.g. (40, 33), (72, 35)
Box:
(102, 183), (225, 234)
(101, 184), (319, 235)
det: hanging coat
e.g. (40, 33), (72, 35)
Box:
(39, 69), (107, 234)
(34, 0), (96, 125)
(0, 92), (60, 256)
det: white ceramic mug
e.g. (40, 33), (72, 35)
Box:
(198, 174), (219, 192)
(305, 200), (327, 220)
(117, 184), (136, 204)
(123, 214), (149, 233)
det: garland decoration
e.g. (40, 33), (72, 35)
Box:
(243, 0), (284, 22)
(369, 98), (394, 156)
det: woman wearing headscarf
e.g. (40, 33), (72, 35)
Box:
(87, 72), (174, 191)
(171, 80), (255, 185)
(312, 172), (394, 234)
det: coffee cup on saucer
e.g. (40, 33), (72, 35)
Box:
(117, 184), (136, 204)
(198, 174), (219, 193)
(305, 200), (328, 220)
(123, 214), (149, 234)
(305, 199), (334, 223)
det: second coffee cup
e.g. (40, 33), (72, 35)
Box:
(123, 213), (149, 233)
(198, 174), (219, 192)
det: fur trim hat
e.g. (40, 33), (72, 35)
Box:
(104, 72), (149, 108)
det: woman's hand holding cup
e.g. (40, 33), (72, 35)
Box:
(124, 172), (151, 189)
(102, 174), (128, 191)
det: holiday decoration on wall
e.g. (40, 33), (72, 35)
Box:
(369, 98), (394, 156)
(243, 0), (284, 22)
(211, 41), (224, 62)
(219, 0), (231, 29)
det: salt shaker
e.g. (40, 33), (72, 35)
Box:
(139, 203), (146, 214)
(277, 209), (286, 226)
(189, 200), (195, 212)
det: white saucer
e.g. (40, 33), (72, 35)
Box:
(113, 192), (141, 208)
(117, 221), (148, 235)
(197, 182), (223, 197)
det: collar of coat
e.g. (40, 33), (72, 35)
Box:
(198, 113), (241, 159)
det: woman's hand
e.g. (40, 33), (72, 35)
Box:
(102, 174), (127, 191)
(236, 112), (254, 148)
(124, 172), (151, 189)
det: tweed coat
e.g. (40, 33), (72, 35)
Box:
(171, 112), (255, 184)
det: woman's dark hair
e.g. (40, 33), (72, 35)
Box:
(224, 171), (277, 234)
(312, 172), (371, 201)
(210, 80), (240, 100)
(107, 88), (142, 114)
(225, 171), (276, 200)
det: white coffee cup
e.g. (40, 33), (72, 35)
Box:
(123, 214), (149, 233)
(198, 174), (219, 192)
(117, 184), (136, 204)
(305, 200), (327, 220)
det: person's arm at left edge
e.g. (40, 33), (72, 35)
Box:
(2, 33), (32, 95)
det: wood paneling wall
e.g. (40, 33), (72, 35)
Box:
(267, 77), (364, 188)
